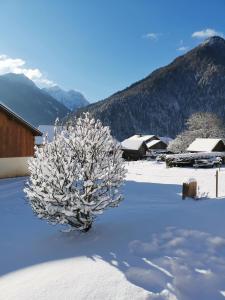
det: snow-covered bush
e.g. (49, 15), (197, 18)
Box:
(168, 112), (225, 153)
(24, 113), (126, 232)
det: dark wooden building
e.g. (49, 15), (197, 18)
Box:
(146, 139), (168, 151)
(187, 138), (225, 153)
(122, 142), (148, 160)
(121, 134), (152, 160)
(0, 103), (42, 178)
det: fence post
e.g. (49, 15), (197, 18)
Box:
(182, 183), (188, 200)
(216, 170), (219, 198)
(182, 180), (197, 200)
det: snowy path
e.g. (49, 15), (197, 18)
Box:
(1, 162), (225, 299)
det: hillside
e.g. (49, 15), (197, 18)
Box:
(78, 36), (225, 140)
(0, 73), (69, 126)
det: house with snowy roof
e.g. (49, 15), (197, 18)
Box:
(146, 139), (168, 151)
(121, 134), (160, 160)
(121, 136), (147, 160)
(0, 102), (42, 178)
(187, 138), (225, 153)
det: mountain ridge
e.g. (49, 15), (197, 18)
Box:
(43, 86), (89, 111)
(0, 73), (69, 126)
(77, 36), (225, 140)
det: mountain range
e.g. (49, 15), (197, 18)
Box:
(2, 36), (225, 137)
(77, 36), (225, 141)
(43, 86), (89, 111)
(0, 73), (88, 126)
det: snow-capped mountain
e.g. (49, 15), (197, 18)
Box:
(0, 73), (69, 126)
(43, 86), (89, 111)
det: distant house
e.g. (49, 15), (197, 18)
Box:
(187, 138), (225, 153)
(0, 102), (42, 178)
(121, 134), (159, 160)
(146, 139), (168, 151)
(121, 135), (146, 160)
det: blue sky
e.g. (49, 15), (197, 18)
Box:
(0, 0), (224, 102)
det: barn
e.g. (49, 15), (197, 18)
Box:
(187, 138), (225, 153)
(121, 135), (147, 160)
(0, 102), (42, 178)
(121, 134), (162, 160)
(146, 139), (168, 151)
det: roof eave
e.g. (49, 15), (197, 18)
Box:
(0, 102), (43, 136)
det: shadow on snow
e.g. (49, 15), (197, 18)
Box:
(1, 177), (225, 299)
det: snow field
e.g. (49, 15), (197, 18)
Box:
(0, 161), (225, 299)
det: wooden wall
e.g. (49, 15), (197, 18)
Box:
(122, 144), (147, 160)
(213, 141), (225, 152)
(149, 141), (167, 150)
(0, 110), (35, 158)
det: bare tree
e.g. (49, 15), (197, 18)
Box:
(168, 112), (225, 153)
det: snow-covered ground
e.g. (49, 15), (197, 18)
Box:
(1, 161), (225, 300)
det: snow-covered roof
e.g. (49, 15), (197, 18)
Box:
(187, 138), (224, 152)
(35, 125), (64, 145)
(121, 137), (144, 151)
(121, 135), (158, 150)
(130, 134), (158, 143)
(121, 134), (160, 151)
(146, 140), (164, 149)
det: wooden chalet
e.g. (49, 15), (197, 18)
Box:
(121, 134), (159, 160)
(146, 139), (167, 151)
(0, 102), (42, 178)
(187, 138), (225, 153)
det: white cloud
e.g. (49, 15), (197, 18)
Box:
(0, 54), (55, 87)
(177, 46), (189, 52)
(192, 28), (224, 39)
(143, 32), (160, 41)
(176, 40), (189, 52)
